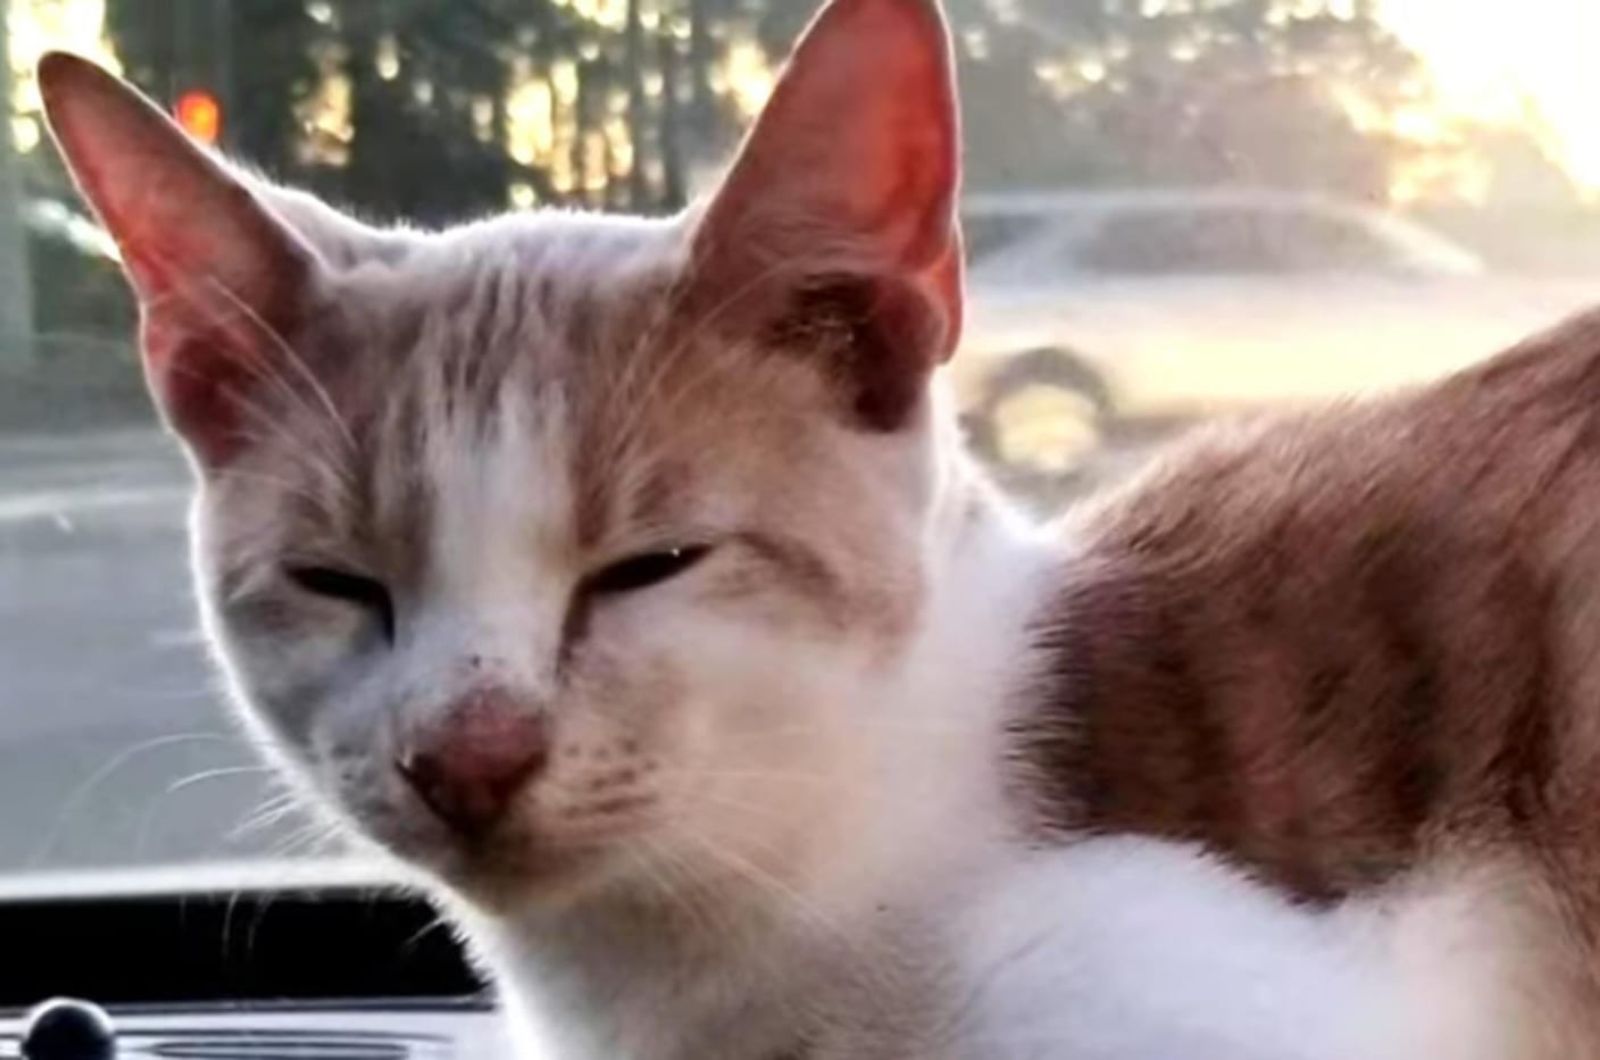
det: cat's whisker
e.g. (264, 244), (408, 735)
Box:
(104, 684), (225, 704)
(224, 396), (355, 499)
(141, 302), (334, 470)
(230, 806), (302, 842)
(194, 272), (358, 455)
(707, 717), (978, 747)
(229, 791), (308, 842)
(634, 835), (727, 944)
(669, 827), (831, 933)
(399, 910), (456, 956)
(265, 816), (347, 859)
(653, 765), (843, 789)
(25, 732), (243, 868)
(603, 253), (838, 468)
(146, 258), (358, 466)
(138, 295), (359, 522)
(164, 764), (274, 796)
(160, 357), (355, 504)
(669, 789), (811, 831)
(669, 824), (913, 1015)
(212, 465), (350, 513)
(129, 763), (280, 859)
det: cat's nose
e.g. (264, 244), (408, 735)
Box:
(397, 689), (549, 836)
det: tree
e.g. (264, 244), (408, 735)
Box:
(107, 0), (757, 222)
(755, 0), (1430, 200)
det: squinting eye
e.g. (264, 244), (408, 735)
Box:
(284, 566), (396, 642)
(585, 547), (711, 597)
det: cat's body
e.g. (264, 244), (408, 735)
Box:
(1004, 314), (1600, 1059)
(35, 0), (1600, 1056)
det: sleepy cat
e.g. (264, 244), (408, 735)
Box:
(37, 0), (1600, 1056)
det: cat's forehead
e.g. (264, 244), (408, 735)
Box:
(326, 210), (686, 375)
(244, 206), (822, 562)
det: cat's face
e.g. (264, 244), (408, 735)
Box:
(40, 0), (963, 911)
(191, 215), (937, 907)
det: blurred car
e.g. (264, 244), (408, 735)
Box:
(953, 189), (1600, 484)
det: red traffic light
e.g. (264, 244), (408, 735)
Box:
(174, 89), (222, 145)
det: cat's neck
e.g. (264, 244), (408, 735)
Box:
(477, 440), (1060, 1060)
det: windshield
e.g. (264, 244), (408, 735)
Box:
(4, 0), (1599, 885)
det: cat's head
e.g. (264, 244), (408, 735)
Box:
(40, 0), (965, 912)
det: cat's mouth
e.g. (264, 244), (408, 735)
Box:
(376, 770), (669, 905)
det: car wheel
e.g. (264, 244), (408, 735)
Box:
(964, 348), (1113, 487)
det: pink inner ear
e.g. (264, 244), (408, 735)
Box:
(123, 195), (314, 466)
(690, 0), (965, 414)
(139, 291), (308, 467)
(701, 0), (961, 271)
(39, 52), (317, 465)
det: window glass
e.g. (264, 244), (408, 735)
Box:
(4, 0), (1600, 880)
(1073, 209), (1403, 275)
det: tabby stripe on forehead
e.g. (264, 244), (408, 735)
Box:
(467, 260), (506, 364)
(353, 374), (434, 578)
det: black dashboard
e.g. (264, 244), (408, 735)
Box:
(0, 877), (512, 1058)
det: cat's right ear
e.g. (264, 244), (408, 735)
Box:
(687, 0), (963, 433)
(38, 52), (322, 466)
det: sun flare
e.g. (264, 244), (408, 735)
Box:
(1381, 0), (1600, 195)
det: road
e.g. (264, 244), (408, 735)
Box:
(0, 429), (314, 876)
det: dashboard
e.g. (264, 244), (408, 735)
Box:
(0, 863), (513, 1058)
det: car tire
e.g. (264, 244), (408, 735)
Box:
(963, 347), (1114, 491)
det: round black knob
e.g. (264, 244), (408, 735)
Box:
(21, 998), (116, 1060)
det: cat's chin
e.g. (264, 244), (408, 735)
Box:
(402, 832), (626, 915)
(352, 798), (666, 914)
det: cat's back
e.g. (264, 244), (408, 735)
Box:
(1016, 305), (1600, 905)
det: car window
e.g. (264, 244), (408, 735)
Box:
(5, 0), (1600, 893)
(964, 213), (1054, 264)
(1073, 209), (1403, 276)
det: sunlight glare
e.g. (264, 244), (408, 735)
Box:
(1383, 0), (1600, 192)
(11, 0), (120, 140)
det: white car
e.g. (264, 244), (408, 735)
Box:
(953, 189), (1600, 484)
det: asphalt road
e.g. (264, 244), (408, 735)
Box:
(0, 429), (315, 877)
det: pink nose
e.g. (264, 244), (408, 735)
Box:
(397, 690), (549, 836)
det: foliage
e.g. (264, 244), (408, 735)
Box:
(107, 0), (754, 222)
(98, 1), (1593, 215)
(756, 0), (1431, 200)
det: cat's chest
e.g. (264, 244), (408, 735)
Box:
(942, 834), (1592, 1060)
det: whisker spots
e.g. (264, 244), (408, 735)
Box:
(586, 768), (641, 793)
(586, 793), (660, 818)
(551, 790), (660, 821)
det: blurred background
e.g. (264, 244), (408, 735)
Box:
(4, 0), (1600, 879)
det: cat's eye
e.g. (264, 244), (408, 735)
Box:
(585, 547), (711, 597)
(285, 566), (396, 642)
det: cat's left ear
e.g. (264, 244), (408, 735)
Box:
(689, 0), (963, 432)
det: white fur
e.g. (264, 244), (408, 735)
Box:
(945, 837), (1548, 1060)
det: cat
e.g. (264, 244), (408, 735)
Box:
(36, 0), (1600, 1056)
